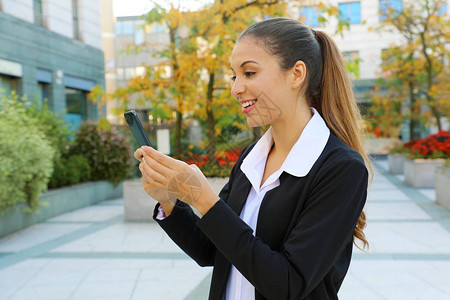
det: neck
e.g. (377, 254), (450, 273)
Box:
(270, 106), (313, 156)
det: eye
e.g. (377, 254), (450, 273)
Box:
(230, 75), (236, 81)
(245, 71), (256, 77)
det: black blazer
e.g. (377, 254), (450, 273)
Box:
(154, 134), (368, 300)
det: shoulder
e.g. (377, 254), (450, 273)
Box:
(314, 134), (368, 179)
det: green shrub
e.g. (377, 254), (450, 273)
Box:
(48, 155), (91, 188)
(0, 95), (54, 213)
(69, 122), (134, 185)
(24, 98), (71, 160)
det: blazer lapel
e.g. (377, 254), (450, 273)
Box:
(226, 170), (252, 216)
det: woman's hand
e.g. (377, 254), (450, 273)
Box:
(134, 147), (177, 215)
(137, 146), (219, 215)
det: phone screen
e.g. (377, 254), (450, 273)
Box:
(124, 111), (152, 147)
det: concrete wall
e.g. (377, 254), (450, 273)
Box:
(1, 0), (102, 49)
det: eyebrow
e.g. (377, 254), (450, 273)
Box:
(230, 60), (259, 71)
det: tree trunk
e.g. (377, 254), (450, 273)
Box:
(408, 81), (418, 140)
(206, 72), (216, 162)
(174, 109), (182, 156)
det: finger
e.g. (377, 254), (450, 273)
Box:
(142, 153), (175, 180)
(143, 146), (182, 170)
(141, 175), (166, 190)
(134, 148), (145, 162)
(141, 157), (169, 184)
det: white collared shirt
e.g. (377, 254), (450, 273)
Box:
(224, 108), (330, 300)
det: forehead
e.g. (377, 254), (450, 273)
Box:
(230, 38), (274, 68)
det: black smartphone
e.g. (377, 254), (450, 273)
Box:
(124, 110), (152, 147)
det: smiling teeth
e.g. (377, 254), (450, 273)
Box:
(242, 100), (256, 108)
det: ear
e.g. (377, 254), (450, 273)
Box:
(291, 60), (307, 90)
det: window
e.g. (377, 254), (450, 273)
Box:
(0, 75), (18, 96)
(379, 0), (402, 21)
(33, 0), (44, 26)
(134, 27), (144, 45)
(72, 0), (80, 39)
(154, 23), (167, 33)
(342, 51), (360, 79)
(300, 6), (321, 27)
(65, 88), (88, 131)
(38, 82), (50, 105)
(338, 2), (361, 24)
(116, 68), (124, 79)
(135, 66), (146, 76)
(124, 67), (135, 79)
(122, 21), (134, 35)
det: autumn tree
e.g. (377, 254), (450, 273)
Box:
(379, 0), (450, 136)
(113, 3), (202, 156)
(188, 0), (287, 160)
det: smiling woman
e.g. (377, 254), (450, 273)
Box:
(134, 17), (372, 300)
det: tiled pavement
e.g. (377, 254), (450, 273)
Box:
(0, 160), (450, 299)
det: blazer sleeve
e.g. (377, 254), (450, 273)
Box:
(152, 145), (247, 267)
(196, 157), (368, 299)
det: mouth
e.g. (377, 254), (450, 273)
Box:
(240, 99), (257, 109)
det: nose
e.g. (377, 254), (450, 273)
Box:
(231, 76), (245, 99)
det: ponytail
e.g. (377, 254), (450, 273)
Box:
(315, 30), (373, 250)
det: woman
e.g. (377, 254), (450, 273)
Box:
(135, 17), (372, 300)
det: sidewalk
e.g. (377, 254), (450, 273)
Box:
(1, 160), (450, 299)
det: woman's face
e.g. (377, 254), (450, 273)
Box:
(230, 37), (296, 127)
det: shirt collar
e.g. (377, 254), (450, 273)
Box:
(241, 107), (330, 182)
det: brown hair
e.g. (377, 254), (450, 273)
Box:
(238, 17), (373, 250)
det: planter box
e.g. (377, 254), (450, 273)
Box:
(435, 167), (450, 212)
(404, 159), (445, 188)
(123, 179), (155, 222)
(123, 177), (230, 222)
(388, 153), (407, 174)
(0, 181), (123, 238)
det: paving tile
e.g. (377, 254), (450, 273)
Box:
(367, 189), (410, 202)
(132, 263), (211, 300)
(0, 224), (88, 253)
(360, 222), (450, 254)
(47, 205), (123, 223)
(50, 223), (183, 254)
(8, 284), (78, 300)
(364, 202), (431, 220)
(71, 280), (136, 299)
(418, 188), (436, 201)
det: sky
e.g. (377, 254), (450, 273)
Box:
(112, 0), (212, 17)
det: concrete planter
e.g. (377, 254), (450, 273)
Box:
(123, 179), (155, 222)
(404, 159), (445, 188)
(435, 167), (450, 212)
(0, 181), (123, 238)
(388, 153), (407, 174)
(123, 177), (230, 222)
